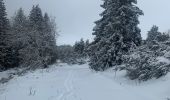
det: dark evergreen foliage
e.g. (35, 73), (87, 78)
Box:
(89, 0), (143, 71)
(123, 40), (170, 81)
(146, 25), (170, 42)
(0, 3), (58, 70)
(146, 25), (161, 42)
(23, 5), (58, 67)
(0, 0), (19, 70)
(57, 45), (76, 64)
(10, 8), (28, 65)
(74, 38), (85, 56)
(57, 39), (88, 65)
(157, 32), (170, 42)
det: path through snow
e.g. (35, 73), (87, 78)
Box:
(0, 64), (170, 100)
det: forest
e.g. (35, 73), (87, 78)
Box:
(1, 0), (170, 100)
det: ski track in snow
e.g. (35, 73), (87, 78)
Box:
(57, 70), (81, 100)
(0, 64), (170, 100)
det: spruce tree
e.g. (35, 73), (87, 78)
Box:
(27, 5), (57, 67)
(11, 8), (29, 65)
(0, 0), (8, 47)
(0, 0), (18, 70)
(146, 25), (161, 42)
(89, 0), (143, 71)
(12, 8), (28, 32)
(0, 0), (9, 69)
(22, 5), (45, 67)
(157, 32), (170, 42)
(83, 39), (90, 58)
(11, 8), (28, 48)
(42, 13), (57, 64)
(29, 5), (44, 32)
(85, 39), (90, 47)
(74, 38), (85, 55)
(43, 13), (56, 47)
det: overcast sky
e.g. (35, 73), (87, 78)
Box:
(4, 0), (170, 45)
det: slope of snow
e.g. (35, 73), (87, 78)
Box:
(0, 63), (170, 100)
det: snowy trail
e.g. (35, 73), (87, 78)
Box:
(0, 64), (170, 100)
(57, 71), (73, 100)
(58, 70), (81, 100)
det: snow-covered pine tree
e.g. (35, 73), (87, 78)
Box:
(42, 13), (57, 64)
(0, 0), (8, 69)
(27, 5), (57, 67)
(124, 39), (170, 81)
(9, 8), (29, 66)
(29, 5), (44, 32)
(11, 8), (28, 40)
(29, 5), (44, 50)
(89, 0), (143, 71)
(146, 25), (161, 42)
(57, 45), (76, 64)
(23, 5), (45, 68)
(0, 0), (18, 70)
(157, 32), (170, 42)
(74, 38), (85, 55)
(84, 39), (90, 57)
(85, 39), (90, 47)
(146, 26), (170, 42)
(10, 8), (29, 63)
(78, 38), (85, 55)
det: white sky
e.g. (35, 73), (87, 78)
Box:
(4, 0), (170, 45)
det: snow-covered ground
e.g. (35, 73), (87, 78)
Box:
(0, 63), (170, 100)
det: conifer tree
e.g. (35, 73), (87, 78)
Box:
(74, 38), (85, 55)
(10, 8), (29, 65)
(83, 39), (90, 58)
(89, 0), (143, 71)
(146, 25), (161, 42)
(11, 8), (28, 48)
(0, 0), (9, 69)
(22, 5), (45, 67)
(42, 13), (57, 64)
(85, 39), (90, 47)
(29, 5), (44, 32)
(0, 0), (18, 70)
(27, 5), (57, 67)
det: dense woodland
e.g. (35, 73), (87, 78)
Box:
(0, 0), (57, 70)
(1, 0), (170, 82)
